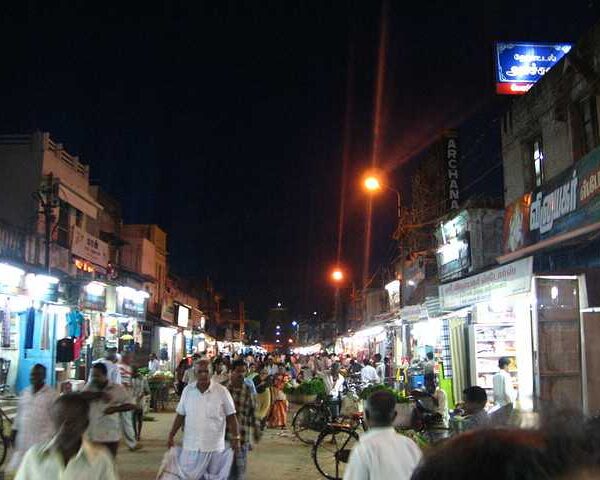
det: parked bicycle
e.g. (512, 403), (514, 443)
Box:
(0, 405), (13, 466)
(292, 371), (366, 445)
(311, 393), (451, 480)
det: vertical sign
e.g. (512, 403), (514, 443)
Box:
(446, 132), (460, 210)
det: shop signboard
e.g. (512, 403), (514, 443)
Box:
(439, 257), (533, 310)
(176, 304), (191, 328)
(161, 296), (175, 323)
(503, 147), (600, 254)
(71, 226), (109, 268)
(495, 42), (572, 95)
(81, 288), (106, 311)
(118, 296), (146, 318)
(401, 304), (429, 323)
(446, 133), (460, 210)
(384, 280), (401, 311)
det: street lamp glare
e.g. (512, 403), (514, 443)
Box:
(292, 321), (297, 326)
(364, 176), (382, 192)
(331, 268), (344, 282)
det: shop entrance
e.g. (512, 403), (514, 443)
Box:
(534, 277), (582, 411)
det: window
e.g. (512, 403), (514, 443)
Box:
(580, 96), (599, 155)
(531, 136), (544, 187)
(75, 209), (84, 228)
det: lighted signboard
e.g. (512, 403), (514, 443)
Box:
(495, 42), (572, 95)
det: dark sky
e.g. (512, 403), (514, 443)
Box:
(1, 1), (598, 319)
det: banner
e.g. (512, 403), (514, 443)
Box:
(439, 257), (532, 310)
(71, 226), (109, 268)
(504, 146), (600, 254)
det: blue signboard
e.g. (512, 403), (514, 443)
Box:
(495, 42), (572, 95)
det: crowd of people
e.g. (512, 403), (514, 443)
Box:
(10, 346), (149, 479)
(8, 347), (600, 480)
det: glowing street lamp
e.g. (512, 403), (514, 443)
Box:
(331, 268), (344, 283)
(364, 175), (382, 192)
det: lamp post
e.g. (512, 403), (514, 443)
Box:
(363, 174), (401, 237)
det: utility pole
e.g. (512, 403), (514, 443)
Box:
(239, 301), (245, 342)
(37, 173), (58, 274)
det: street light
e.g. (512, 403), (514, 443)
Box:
(291, 321), (297, 327)
(362, 171), (402, 237)
(364, 175), (382, 192)
(331, 268), (344, 283)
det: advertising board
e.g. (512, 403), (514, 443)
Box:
(495, 42), (572, 95)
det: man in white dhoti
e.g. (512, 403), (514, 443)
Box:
(159, 360), (241, 480)
(8, 364), (58, 471)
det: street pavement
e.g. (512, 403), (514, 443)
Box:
(118, 411), (325, 480)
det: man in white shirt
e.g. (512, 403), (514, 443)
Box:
(148, 353), (160, 373)
(118, 351), (140, 451)
(82, 362), (136, 458)
(163, 359), (241, 480)
(90, 348), (122, 385)
(344, 390), (422, 480)
(493, 357), (516, 407)
(9, 364), (58, 471)
(360, 360), (380, 385)
(320, 363), (346, 418)
(15, 393), (117, 480)
(373, 354), (385, 384)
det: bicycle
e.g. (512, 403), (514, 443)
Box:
(292, 382), (360, 445)
(0, 406), (13, 466)
(311, 395), (452, 480)
(311, 412), (366, 480)
(292, 396), (336, 445)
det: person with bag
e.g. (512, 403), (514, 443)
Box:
(159, 360), (241, 480)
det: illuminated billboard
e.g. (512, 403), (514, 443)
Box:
(495, 42), (572, 95)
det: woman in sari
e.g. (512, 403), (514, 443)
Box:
(268, 365), (290, 429)
(254, 368), (272, 430)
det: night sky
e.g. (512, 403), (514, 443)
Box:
(1, 1), (598, 319)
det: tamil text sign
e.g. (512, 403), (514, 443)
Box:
(495, 42), (572, 95)
(503, 147), (600, 254)
(71, 226), (109, 268)
(439, 257), (532, 310)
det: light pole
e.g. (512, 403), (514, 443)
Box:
(363, 173), (404, 308)
(292, 320), (299, 344)
(330, 267), (346, 342)
(363, 174), (401, 237)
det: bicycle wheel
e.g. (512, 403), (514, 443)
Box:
(0, 434), (8, 466)
(312, 427), (359, 480)
(292, 404), (330, 445)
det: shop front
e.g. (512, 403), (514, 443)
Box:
(1, 266), (66, 393)
(439, 257), (536, 410)
(499, 147), (600, 414)
(336, 324), (389, 363)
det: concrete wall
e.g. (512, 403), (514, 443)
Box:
(0, 133), (44, 230)
(502, 23), (600, 205)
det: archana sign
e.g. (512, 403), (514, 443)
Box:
(504, 146), (600, 254)
(495, 42), (572, 95)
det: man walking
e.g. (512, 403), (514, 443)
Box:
(9, 364), (58, 471)
(15, 393), (117, 480)
(91, 347), (122, 384)
(119, 351), (141, 451)
(82, 362), (136, 458)
(344, 390), (422, 480)
(227, 359), (261, 480)
(160, 359), (241, 480)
